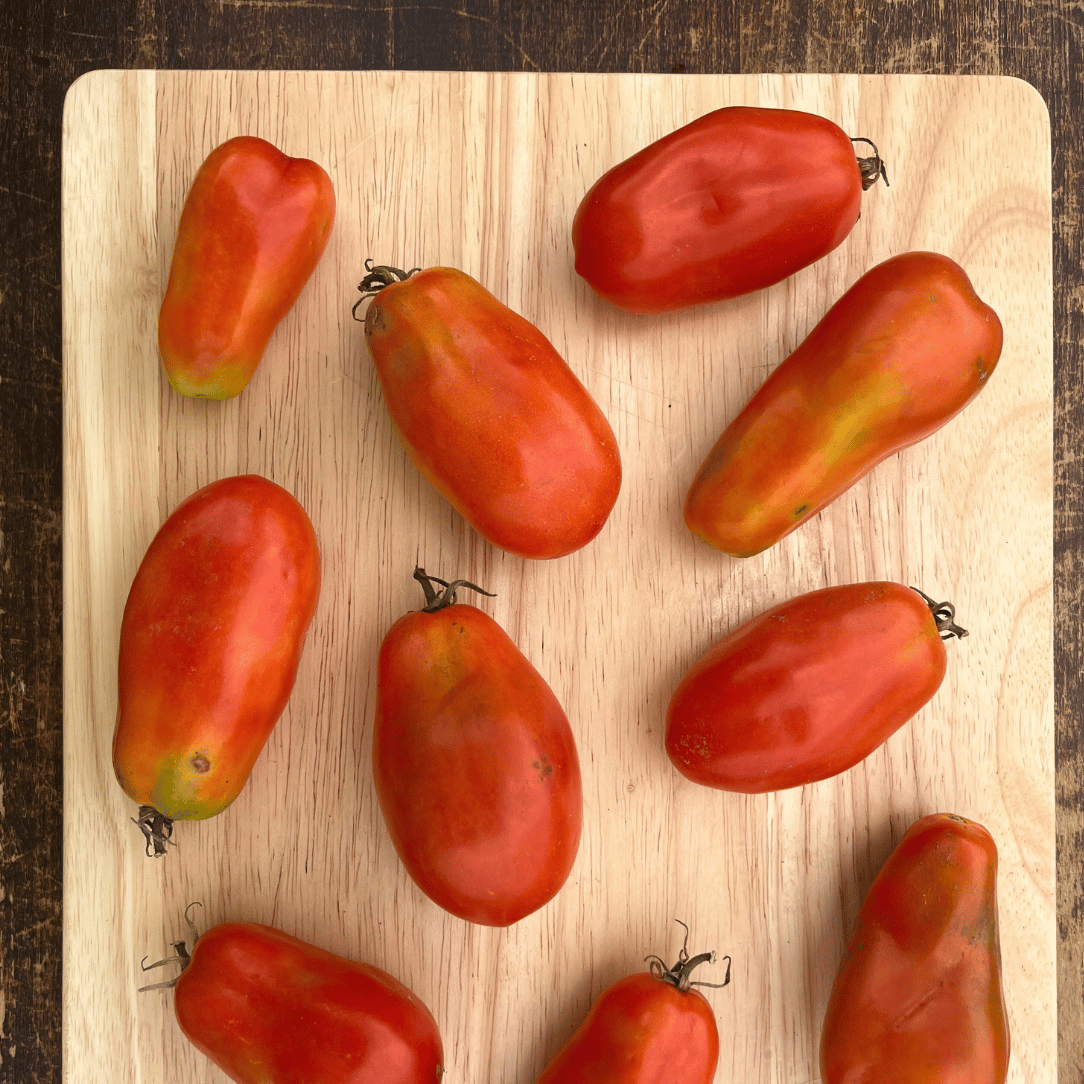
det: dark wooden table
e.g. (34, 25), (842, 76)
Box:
(1, 2), (1078, 1081)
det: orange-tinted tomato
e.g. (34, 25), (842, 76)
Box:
(533, 941), (725, 1084)
(821, 813), (1010, 1084)
(373, 569), (582, 926)
(172, 921), (444, 1084)
(113, 475), (320, 854)
(359, 265), (622, 560)
(572, 106), (886, 314)
(665, 583), (965, 793)
(684, 251), (1003, 557)
(159, 135), (336, 400)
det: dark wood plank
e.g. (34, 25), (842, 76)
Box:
(1049, 2), (1084, 1077)
(0, 1), (1076, 1081)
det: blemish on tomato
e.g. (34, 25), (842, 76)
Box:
(366, 305), (387, 334)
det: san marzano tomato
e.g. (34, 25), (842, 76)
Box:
(684, 251), (1003, 557)
(572, 106), (887, 314)
(159, 135), (336, 400)
(373, 568), (582, 926)
(665, 582), (966, 792)
(150, 916), (444, 1084)
(821, 813), (1010, 1083)
(113, 474), (320, 855)
(357, 264), (622, 560)
(533, 930), (728, 1084)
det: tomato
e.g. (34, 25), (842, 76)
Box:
(684, 251), (1003, 557)
(159, 135), (336, 399)
(113, 475), (320, 855)
(572, 106), (887, 314)
(665, 582), (966, 793)
(373, 568), (582, 926)
(158, 918), (444, 1084)
(533, 931), (728, 1084)
(821, 813), (1010, 1083)
(356, 264), (622, 560)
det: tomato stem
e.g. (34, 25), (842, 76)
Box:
(645, 921), (732, 993)
(351, 259), (422, 320)
(138, 903), (203, 992)
(413, 565), (496, 611)
(911, 586), (969, 640)
(133, 804), (176, 858)
(851, 137), (890, 190)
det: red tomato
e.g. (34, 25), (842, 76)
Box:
(373, 568), (582, 926)
(684, 251), (1003, 557)
(357, 264), (622, 560)
(167, 920), (444, 1084)
(113, 475), (320, 855)
(572, 106), (887, 314)
(821, 813), (1010, 1083)
(159, 135), (336, 399)
(533, 934), (727, 1084)
(665, 583), (966, 793)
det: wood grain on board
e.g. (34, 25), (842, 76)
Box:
(62, 70), (1053, 1083)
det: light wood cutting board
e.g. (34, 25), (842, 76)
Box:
(61, 71), (1054, 1083)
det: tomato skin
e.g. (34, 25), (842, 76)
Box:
(684, 251), (1003, 557)
(159, 135), (336, 400)
(665, 583), (950, 793)
(363, 267), (622, 559)
(572, 106), (867, 314)
(821, 814), (1010, 1084)
(373, 582), (582, 926)
(173, 922), (444, 1084)
(534, 966), (720, 1083)
(113, 475), (320, 823)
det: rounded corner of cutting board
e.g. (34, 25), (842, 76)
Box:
(63, 69), (127, 121)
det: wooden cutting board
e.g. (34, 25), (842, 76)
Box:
(61, 71), (1054, 1083)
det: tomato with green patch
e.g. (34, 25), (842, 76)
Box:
(113, 474), (320, 854)
(683, 251), (1003, 557)
(159, 135), (336, 400)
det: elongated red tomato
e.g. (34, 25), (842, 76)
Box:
(373, 568), (582, 926)
(665, 582), (966, 793)
(159, 135), (336, 399)
(358, 265), (622, 560)
(572, 106), (887, 314)
(170, 920), (444, 1084)
(821, 814), (1009, 1083)
(113, 475), (320, 855)
(684, 251), (1003, 557)
(533, 938), (726, 1084)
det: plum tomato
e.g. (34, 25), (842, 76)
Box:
(159, 135), (336, 400)
(572, 105), (888, 314)
(113, 474), (320, 855)
(821, 813), (1010, 1084)
(684, 251), (1003, 557)
(373, 567), (582, 926)
(355, 264), (622, 560)
(144, 912), (444, 1084)
(665, 582), (967, 793)
(533, 927), (729, 1084)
